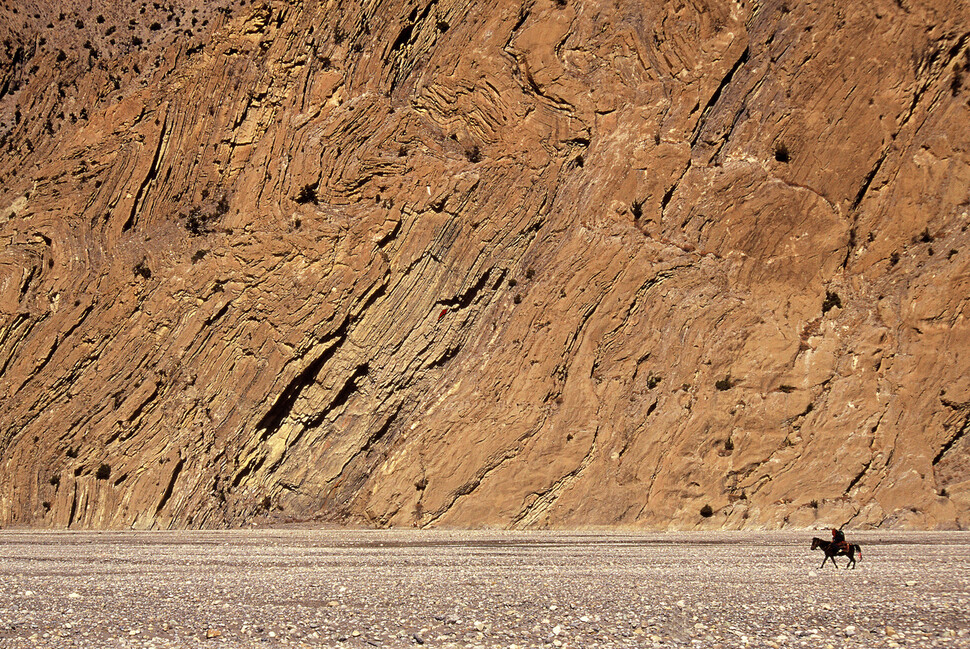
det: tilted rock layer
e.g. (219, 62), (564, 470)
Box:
(0, 0), (968, 530)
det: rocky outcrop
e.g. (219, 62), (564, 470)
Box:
(0, 0), (968, 530)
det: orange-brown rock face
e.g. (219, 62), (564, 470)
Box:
(0, 0), (968, 530)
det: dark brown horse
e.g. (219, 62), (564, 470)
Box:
(811, 537), (862, 569)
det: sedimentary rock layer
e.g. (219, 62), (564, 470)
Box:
(0, 0), (968, 529)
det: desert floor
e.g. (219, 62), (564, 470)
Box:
(0, 529), (968, 648)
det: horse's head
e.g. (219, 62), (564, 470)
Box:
(811, 537), (822, 550)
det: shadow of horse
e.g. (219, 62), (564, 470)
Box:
(811, 537), (862, 569)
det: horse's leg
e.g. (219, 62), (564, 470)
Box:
(819, 555), (828, 569)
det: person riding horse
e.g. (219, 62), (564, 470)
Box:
(831, 528), (848, 553)
(811, 530), (862, 569)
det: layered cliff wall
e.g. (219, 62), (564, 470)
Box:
(0, 0), (968, 529)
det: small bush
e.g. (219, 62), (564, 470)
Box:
(96, 463), (111, 480)
(295, 184), (318, 204)
(774, 143), (790, 163)
(700, 504), (714, 517)
(631, 199), (643, 220)
(715, 377), (733, 391)
(185, 207), (207, 235)
(49, 474), (60, 486)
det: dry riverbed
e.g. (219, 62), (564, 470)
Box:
(0, 530), (968, 648)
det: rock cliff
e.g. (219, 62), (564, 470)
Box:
(0, 0), (968, 530)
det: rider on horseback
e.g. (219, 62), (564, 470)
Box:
(831, 528), (849, 553)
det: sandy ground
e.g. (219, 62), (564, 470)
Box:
(0, 529), (968, 648)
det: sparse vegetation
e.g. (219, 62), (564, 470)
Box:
(774, 143), (790, 163)
(700, 504), (714, 517)
(715, 376), (733, 391)
(96, 463), (111, 480)
(631, 199), (644, 220)
(295, 183), (318, 205)
(185, 207), (212, 235)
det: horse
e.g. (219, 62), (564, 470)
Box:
(811, 537), (862, 569)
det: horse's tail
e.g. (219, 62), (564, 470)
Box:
(854, 544), (862, 560)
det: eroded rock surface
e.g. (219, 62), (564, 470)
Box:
(0, 0), (968, 529)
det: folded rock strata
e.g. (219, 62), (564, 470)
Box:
(0, 0), (968, 529)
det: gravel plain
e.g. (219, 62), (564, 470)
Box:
(0, 529), (967, 648)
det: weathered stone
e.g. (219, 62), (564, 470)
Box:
(0, 0), (968, 530)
